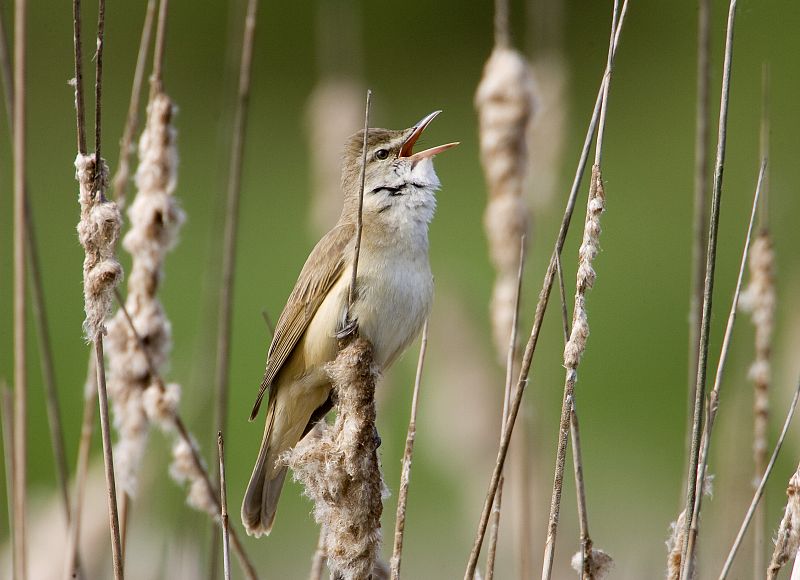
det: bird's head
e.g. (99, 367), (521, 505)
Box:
(340, 111), (458, 226)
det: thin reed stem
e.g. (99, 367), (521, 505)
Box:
(12, 0), (28, 576)
(94, 337), (124, 580)
(719, 374), (800, 579)
(485, 238), (526, 580)
(347, 88), (372, 313)
(217, 433), (232, 580)
(72, 0), (86, 154)
(494, 0), (509, 48)
(685, 0), (711, 466)
(111, 0), (156, 206)
(683, 160), (766, 578)
(210, 1), (258, 573)
(1, 383), (14, 570)
(680, 2), (738, 576)
(542, 2), (619, 577)
(391, 321), (430, 580)
(0, 1), (71, 530)
(63, 355), (96, 580)
(309, 526), (327, 580)
(150, 0), (168, 96)
(463, 5), (629, 576)
(570, 397), (595, 580)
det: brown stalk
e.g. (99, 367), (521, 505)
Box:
(390, 321), (431, 579)
(209, 0), (258, 573)
(0, 0), (71, 532)
(110, 0), (157, 207)
(485, 238), (526, 580)
(213, 0), (259, 437)
(680, 1), (738, 575)
(682, 160), (766, 578)
(1, 382), (14, 567)
(217, 433), (232, 580)
(719, 374), (800, 579)
(12, 0), (27, 576)
(347, 88), (372, 312)
(63, 355), (96, 580)
(112, 292), (259, 580)
(685, 0), (711, 479)
(309, 525), (328, 580)
(463, 4), (629, 576)
(542, 0), (620, 575)
(766, 465), (800, 579)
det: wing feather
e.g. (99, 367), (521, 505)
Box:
(249, 222), (354, 419)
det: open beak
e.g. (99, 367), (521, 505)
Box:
(399, 110), (459, 161)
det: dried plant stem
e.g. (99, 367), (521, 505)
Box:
(309, 526), (327, 580)
(94, 337), (124, 580)
(390, 321), (430, 579)
(685, 0), (711, 469)
(719, 374), (800, 579)
(217, 433), (232, 580)
(72, 0), (86, 154)
(0, 0), (71, 532)
(210, 1), (258, 573)
(485, 239), (525, 580)
(63, 356), (96, 580)
(212, 0), (258, 480)
(463, 5), (629, 577)
(111, 0), (156, 206)
(112, 293), (259, 580)
(12, 0), (27, 576)
(542, 0), (619, 575)
(680, 2), (738, 575)
(348, 88), (372, 311)
(1, 383), (14, 567)
(682, 160), (765, 579)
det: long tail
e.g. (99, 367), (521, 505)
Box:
(241, 402), (287, 537)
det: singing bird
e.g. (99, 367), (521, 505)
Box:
(242, 112), (458, 537)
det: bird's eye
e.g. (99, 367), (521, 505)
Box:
(375, 148), (389, 160)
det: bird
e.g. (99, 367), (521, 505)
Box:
(241, 111), (458, 537)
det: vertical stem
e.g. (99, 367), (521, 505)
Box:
(12, 0), (27, 577)
(72, 0), (86, 155)
(680, 2), (738, 576)
(210, 0), (258, 574)
(569, 398), (593, 580)
(95, 338), (124, 579)
(347, 89), (372, 311)
(390, 321), (430, 580)
(150, 0), (168, 96)
(685, 0), (711, 467)
(494, 0), (509, 48)
(308, 526), (327, 580)
(217, 433), (232, 580)
(63, 355), (96, 580)
(0, 384), (15, 572)
(111, 0), (157, 206)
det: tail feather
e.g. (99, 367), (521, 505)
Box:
(242, 402), (285, 537)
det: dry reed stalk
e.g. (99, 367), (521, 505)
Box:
(1, 382), (14, 567)
(285, 339), (385, 580)
(63, 355), (96, 579)
(0, 4), (72, 527)
(72, 0), (125, 575)
(541, 0), (620, 575)
(390, 321), (430, 579)
(111, 0), (157, 207)
(210, 6), (258, 572)
(12, 0), (27, 576)
(719, 375), (800, 579)
(485, 239), (525, 580)
(680, 2), (738, 575)
(685, 0), (712, 472)
(766, 466), (800, 579)
(217, 433), (231, 580)
(680, 161), (766, 579)
(309, 525), (328, 580)
(463, 4), (630, 576)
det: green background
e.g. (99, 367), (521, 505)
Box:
(1, 0), (799, 577)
